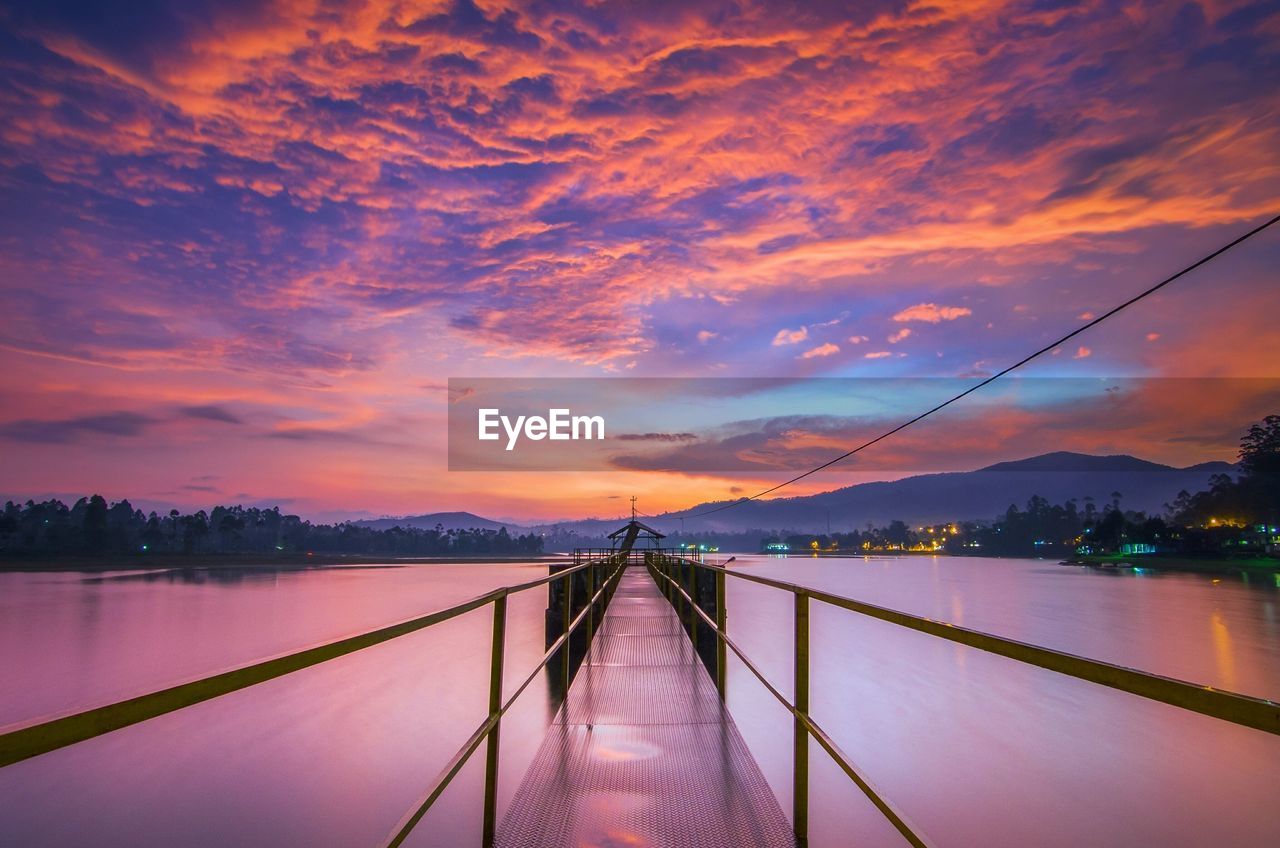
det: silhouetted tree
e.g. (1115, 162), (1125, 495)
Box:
(0, 497), (544, 558)
(83, 494), (108, 553)
(1239, 415), (1280, 475)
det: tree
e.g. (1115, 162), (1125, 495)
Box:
(1096, 508), (1127, 548)
(1239, 414), (1280, 476)
(84, 494), (108, 553)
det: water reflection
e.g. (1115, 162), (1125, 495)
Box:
(725, 555), (1280, 848)
(0, 562), (559, 848)
(1211, 610), (1237, 690)
(78, 564), (399, 585)
(2, 557), (1279, 847)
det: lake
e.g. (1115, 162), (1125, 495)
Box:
(2, 555), (1278, 846)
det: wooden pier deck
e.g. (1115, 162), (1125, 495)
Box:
(495, 565), (795, 847)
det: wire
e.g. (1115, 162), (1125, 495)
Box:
(681, 212), (1280, 520)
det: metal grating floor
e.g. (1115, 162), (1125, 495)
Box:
(495, 566), (795, 848)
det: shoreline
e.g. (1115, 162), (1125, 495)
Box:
(1066, 553), (1280, 575)
(0, 552), (568, 572)
(757, 549), (1280, 576)
(5, 551), (1277, 576)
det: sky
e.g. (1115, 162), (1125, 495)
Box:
(0, 0), (1277, 522)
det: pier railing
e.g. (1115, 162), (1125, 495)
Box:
(646, 553), (1280, 848)
(0, 553), (630, 848)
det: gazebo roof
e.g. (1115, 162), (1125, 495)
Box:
(607, 519), (665, 541)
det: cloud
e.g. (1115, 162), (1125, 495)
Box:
(772, 327), (809, 346)
(1074, 346), (1092, 359)
(811, 312), (849, 328)
(1146, 333), (1160, 342)
(848, 335), (869, 344)
(608, 380), (1280, 475)
(0, 0), (1277, 519)
(888, 328), (912, 343)
(615, 432), (697, 442)
(892, 304), (973, 323)
(864, 351), (892, 359)
(697, 330), (718, 344)
(180, 405), (242, 424)
(0, 412), (155, 443)
(799, 343), (839, 359)
(266, 428), (365, 442)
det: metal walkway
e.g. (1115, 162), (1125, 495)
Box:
(495, 566), (795, 848)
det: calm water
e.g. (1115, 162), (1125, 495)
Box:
(1, 556), (1278, 846)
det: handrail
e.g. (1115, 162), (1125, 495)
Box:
(0, 552), (630, 848)
(688, 558), (1280, 734)
(380, 554), (628, 847)
(647, 553), (1280, 848)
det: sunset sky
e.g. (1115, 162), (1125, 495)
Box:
(0, 0), (1277, 522)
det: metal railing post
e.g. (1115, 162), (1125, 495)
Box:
(794, 591), (810, 844)
(715, 569), (727, 700)
(562, 571), (573, 696)
(687, 562), (698, 640)
(586, 562), (595, 638)
(482, 594), (507, 846)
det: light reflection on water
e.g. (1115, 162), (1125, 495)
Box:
(1, 556), (1278, 846)
(726, 555), (1280, 848)
(0, 563), (557, 847)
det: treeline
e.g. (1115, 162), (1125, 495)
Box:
(769, 414), (1280, 559)
(763, 487), (1274, 559)
(0, 499), (543, 558)
(958, 415), (1278, 557)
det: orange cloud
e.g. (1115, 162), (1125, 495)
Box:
(893, 304), (973, 323)
(798, 342), (839, 359)
(772, 327), (809, 346)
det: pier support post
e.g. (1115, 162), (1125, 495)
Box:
(688, 564), (698, 641)
(586, 562), (595, 638)
(482, 594), (507, 847)
(562, 571), (572, 696)
(793, 592), (810, 844)
(715, 570), (727, 700)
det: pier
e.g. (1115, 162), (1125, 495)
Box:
(497, 564), (793, 847)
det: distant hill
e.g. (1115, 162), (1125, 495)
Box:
(352, 511), (522, 532)
(649, 452), (1236, 533)
(360, 452), (1237, 539)
(979, 452), (1171, 473)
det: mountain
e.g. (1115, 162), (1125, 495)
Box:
(352, 511), (523, 532)
(643, 452), (1236, 534)
(979, 452), (1172, 473)
(357, 452), (1237, 539)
